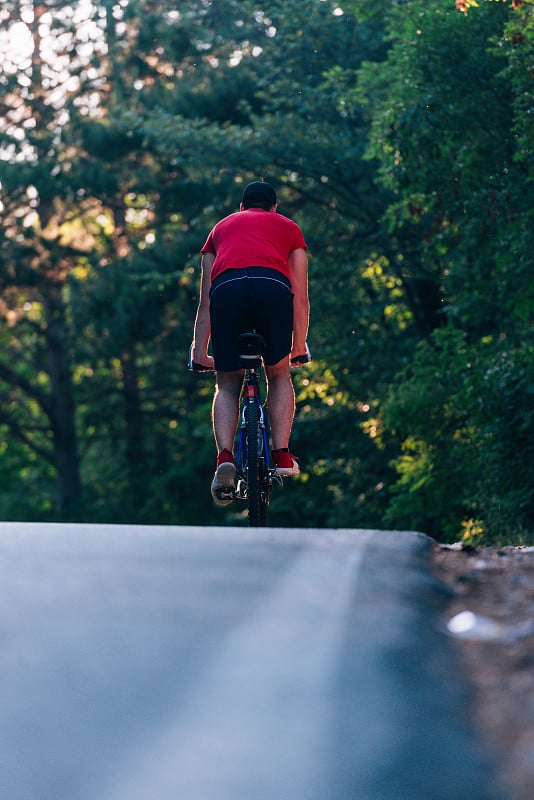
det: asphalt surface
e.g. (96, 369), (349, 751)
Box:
(0, 523), (504, 800)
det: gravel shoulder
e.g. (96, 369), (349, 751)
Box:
(432, 543), (534, 800)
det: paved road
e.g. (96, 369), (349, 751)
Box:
(0, 523), (502, 800)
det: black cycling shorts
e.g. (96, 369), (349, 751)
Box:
(209, 267), (294, 372)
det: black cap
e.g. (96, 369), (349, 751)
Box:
(241, 181), (277, 209)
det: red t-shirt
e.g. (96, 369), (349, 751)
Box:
(201, 208), (307, 283)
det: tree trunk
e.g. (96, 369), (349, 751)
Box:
(120, 346), (147, 510)
(44, 284), (83, 519)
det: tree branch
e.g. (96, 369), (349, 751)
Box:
(0, 410), (55, 465)
(0, 360), (52, 417)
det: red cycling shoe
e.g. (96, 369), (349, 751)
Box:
(272, 449), (300, 477)
(211, 449), (236, 506)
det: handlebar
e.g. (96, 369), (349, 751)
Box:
(188, 343), (312, 372)
(189, 360), (215, 373)
(290, 343), (312, 366)
(188, 346), (214, 372)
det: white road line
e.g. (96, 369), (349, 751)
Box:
(99, 533), (372, 800)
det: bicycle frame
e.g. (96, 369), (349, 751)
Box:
(236, 368), (269, 475)
(234, 342), (281, 526)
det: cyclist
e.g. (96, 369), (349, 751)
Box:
(190, 181), (309, 506)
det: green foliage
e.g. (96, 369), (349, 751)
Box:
(0, 0), (531, 544)
(384, 328), (534, 544)
(354, 0), (534, 545)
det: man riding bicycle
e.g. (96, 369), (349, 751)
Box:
(190, 181), (310, 506)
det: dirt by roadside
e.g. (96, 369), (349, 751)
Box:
(433, 543), (534, 800)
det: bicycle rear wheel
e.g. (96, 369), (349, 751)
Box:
(244, 402), (268, 527)
(258, 456), (269, 527)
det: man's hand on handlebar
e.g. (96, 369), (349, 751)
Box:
(290, 343), (312, 367)
(188, 345), (215, 372)
(189, 343), (312, 371)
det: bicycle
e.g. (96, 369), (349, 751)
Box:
(189, 332), (310, 527)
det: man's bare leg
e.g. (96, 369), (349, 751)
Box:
(265, 356), (295, 451)
(212, 370), (244, 454)
(210, 371), (243, 506)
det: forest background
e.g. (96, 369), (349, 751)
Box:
(0, 0), (532, 544)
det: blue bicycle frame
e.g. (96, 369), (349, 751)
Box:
(236, 368), (271, 474)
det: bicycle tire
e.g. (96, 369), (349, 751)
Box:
(258, 409), (271, 527)
(245, 402), (262, 526)
(258, 455), (269, 526)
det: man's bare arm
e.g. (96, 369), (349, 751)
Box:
(191, 252), (215, 368)
(288, 247), (309, 359)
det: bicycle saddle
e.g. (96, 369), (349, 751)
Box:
(238, 332), (266, 360)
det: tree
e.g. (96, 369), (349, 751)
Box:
(0, 1), (97, 517)
(357, 0), (534, 542)
(1, 0), (530, 540)
(0, 0), (231, 520)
